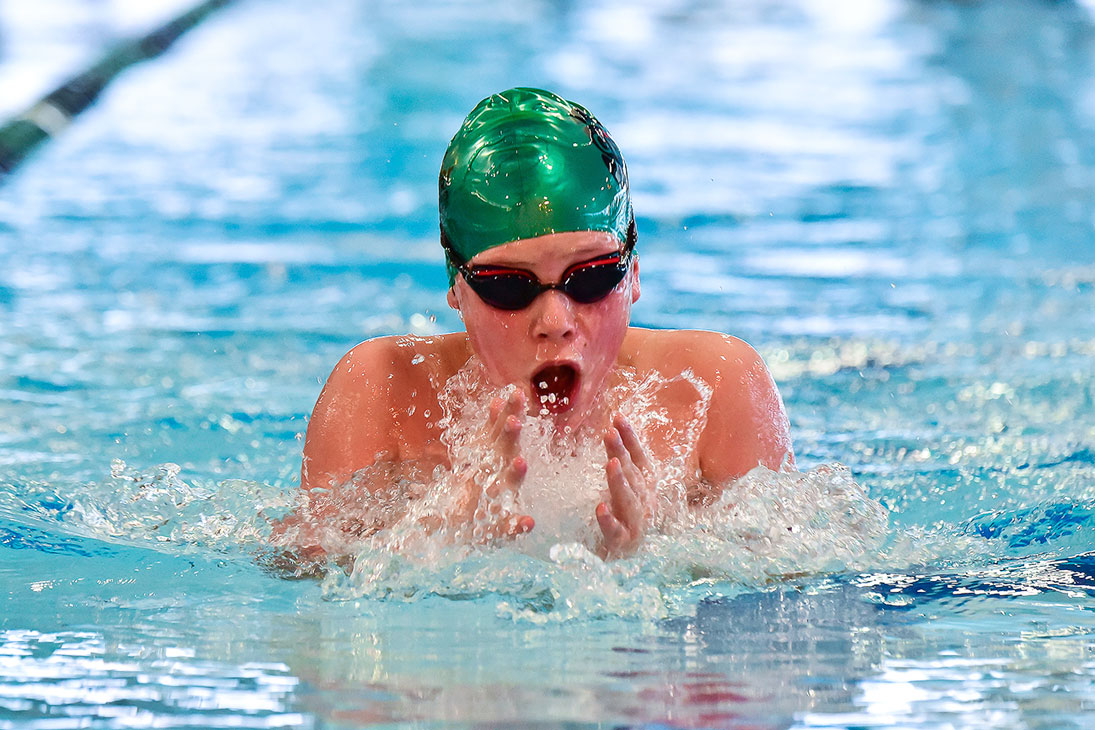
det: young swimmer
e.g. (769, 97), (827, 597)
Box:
(285, 88), (794, 562)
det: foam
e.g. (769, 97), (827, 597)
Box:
(297, 358), (900, 618)
(19, 358), (988, 621)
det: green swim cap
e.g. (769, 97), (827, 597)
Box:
(439, 87), (633, 284)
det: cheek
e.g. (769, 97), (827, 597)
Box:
(592, 288), (632, 336)
(472, 319), (517, 352)
(463, 309), (529, 381)
(458, 287), (508, 345)
(581, 293), (631, 364)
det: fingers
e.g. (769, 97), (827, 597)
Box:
(480, 452), (529, 540)
(458, 389), (532, 544)
(489, 390), (526, 461)
(486, 454), (526, 499)
(488, 396), (505, 434)
(490, 389), (524, 420)
(613, 416), (651, 472)
(486, 390), (526, 499)
(475, 504), (534, 542)
(489, 389), (526, 432)
(604, 426), (648, 501)
(596, 501), (629, 544)
(498, 412), (522, 461)
(606, 456), (643, 529)
(478, 511), (533, 541)
(505, 514), (535, 537)
(507, 455), (527, 486)
(604, 416), (650, 478)
(599, 419), (653, 559)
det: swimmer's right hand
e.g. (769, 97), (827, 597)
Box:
(450, 389), (534, 541)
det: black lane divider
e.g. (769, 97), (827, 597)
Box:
(0, 0), (233, 183)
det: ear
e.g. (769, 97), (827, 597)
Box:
(630, 258), (641, 303)
(447, 286), (459, 310)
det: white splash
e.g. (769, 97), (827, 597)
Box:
(300, 358), (897, 618)
(26, 358), (954, 621)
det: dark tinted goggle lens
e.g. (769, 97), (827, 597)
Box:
(564, 259), (627, 303)
(468, 273), (543, 310)
(466, 255), (627, 310)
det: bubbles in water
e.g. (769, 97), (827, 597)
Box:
(17, 361), (991, 623)
(63, 460), (291, 554)
(273, 357), (901, 619)
(6, 344), (1013, 623)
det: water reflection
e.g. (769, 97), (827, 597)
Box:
(230, 584), (910, 726)
(2, 1), (1095, 728)
(4, 563), (1095, 728)
(0, 629), (308, 727)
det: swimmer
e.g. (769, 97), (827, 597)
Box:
(281, 88), (794, 563)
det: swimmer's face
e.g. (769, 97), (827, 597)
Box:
(447, 230), (640, 425)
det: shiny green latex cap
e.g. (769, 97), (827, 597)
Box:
(439, 87), (632, 284)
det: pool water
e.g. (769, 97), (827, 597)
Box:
(3, 0), (1095, 727)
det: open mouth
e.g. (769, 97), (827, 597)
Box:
(531, 363), (579, 415)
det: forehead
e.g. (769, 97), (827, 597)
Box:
(469, 230), (620, 269)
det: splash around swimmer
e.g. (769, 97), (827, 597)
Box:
(277, 88), (795, 565)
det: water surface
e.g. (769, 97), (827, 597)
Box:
(2, 0), (1095, 727)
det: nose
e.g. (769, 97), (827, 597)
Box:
(530, 290), (576, 341)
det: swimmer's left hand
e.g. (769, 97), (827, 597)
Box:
(596, 416), (653, 559)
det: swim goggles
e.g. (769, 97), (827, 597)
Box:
(443, 236), (635, 311)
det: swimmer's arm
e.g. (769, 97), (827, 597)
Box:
(270, 342), (403, 566)
(300, 340), (399, 493)
(695, 335), (794, 498)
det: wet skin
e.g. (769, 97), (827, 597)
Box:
(446, 231), (637, 429)
(294, 231), (795, 559)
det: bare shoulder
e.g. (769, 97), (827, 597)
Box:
(325, 335), (403, 391)
(301, 333), (468, 490)
(625, 327), (793, 484)
(625, 327), (765, 381)
(325, 333), (467, 393)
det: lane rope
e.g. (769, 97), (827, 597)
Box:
(0, 0), (233, 180)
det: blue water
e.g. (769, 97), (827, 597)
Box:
(3, 0), (1095, 727)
